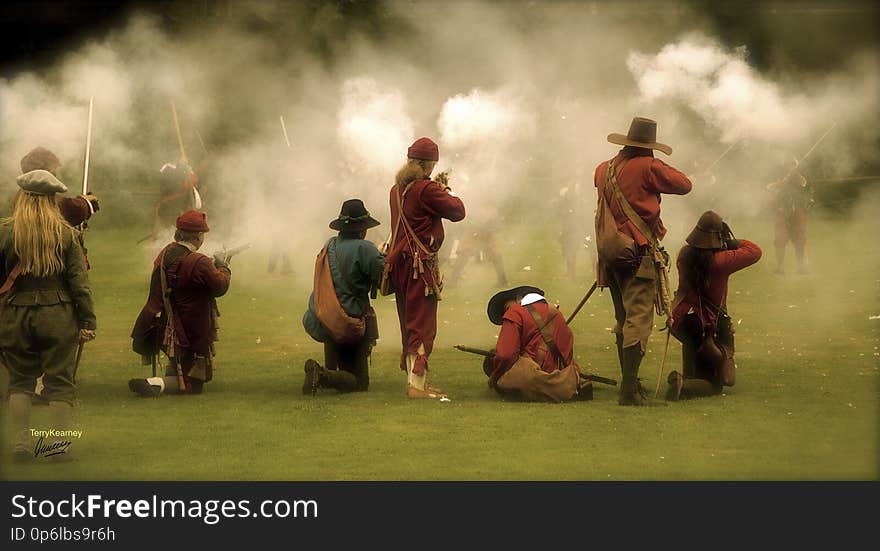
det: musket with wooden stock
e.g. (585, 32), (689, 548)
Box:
(653, 249), (674, 398)
(453, 345), (618, 386)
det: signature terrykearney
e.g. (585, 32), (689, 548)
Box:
(34, 436), (72, 458)
(29, 429), (83, 439)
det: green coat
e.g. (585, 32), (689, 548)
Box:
(0, 220), (96, 402)
(303, 235), (384, 343)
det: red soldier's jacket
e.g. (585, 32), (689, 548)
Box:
(58, 196), (93, 227)
(490, 300), (576, 384)
(672, 239), (762, 330)
(131, 243), (230, 355)
(387, 179), (466, 265)
(594, 151), (692, 246)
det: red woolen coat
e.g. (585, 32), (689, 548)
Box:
(58, 196), (92, 226)
(594, 152), (692, 246)
(387, 179), (466, 262)
(672, 239), (762, 330)
(490, 300), (577, 384)
(387, 178), (465, 364)
(131, 243), (231, 355)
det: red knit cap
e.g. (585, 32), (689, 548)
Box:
(407, 137), (439, 161)
(20, 147), (61, 174)
(176, 210), (210, 232)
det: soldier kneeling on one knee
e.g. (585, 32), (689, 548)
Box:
(666, 211), (761, 401)
(129, 210), (231, 397)
(301, 199), (384, 395)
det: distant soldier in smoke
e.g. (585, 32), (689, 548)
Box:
(666, 211), (762, 400)
(302, 199), (384, 394)
(384, 137), (465, 399)
(1, 169), (96, 462)
(556, 182), (591, 280)
(482, 286), (591, 402)
(265, 160), (293, 276)
(129, 210), (230, 397)
(768, 158), (813, 275)
(594, 117), (692, 406)
(446, 204), (508, 288)
(147, 159), (202, 245)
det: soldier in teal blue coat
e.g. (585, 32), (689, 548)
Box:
(302, 199), (384, 394)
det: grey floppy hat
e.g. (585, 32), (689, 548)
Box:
(16, 170), (68, 195)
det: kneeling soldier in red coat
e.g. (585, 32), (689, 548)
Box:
(129, 210), (231, 396)
(484, 286), (591, 403)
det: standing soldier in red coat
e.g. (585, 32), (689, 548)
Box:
(594, 117), (692, 406)
(128, 210), (231, 397)
(385, 137), (466, 399)
(768, 159), (813, 275)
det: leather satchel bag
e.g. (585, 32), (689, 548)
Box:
(313, 239), (366, 344)
(595, 158), (639, 266)
(697, 297), (736, 387)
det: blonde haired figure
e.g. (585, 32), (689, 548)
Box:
(0, 170), (96, 463)
(385, 138), (465, 398)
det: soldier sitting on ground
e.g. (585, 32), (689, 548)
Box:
(482, 286), (591, 403)
(302, 199), (384, 394)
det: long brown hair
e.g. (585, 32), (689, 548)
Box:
(4, 191), (71, 276)
(678, 244), (716, 295)
(394, 158), (435, 188)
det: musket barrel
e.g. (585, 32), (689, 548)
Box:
(280, 115), (291, 148)
(82, 97), (93, 196)
(454, 345), (493, 357)
(171, 100), (187, 163)
(226, 243), (253, 257)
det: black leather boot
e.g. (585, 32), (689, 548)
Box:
(619, 345), (666, 407)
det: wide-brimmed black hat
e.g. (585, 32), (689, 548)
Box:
(329, 199), (381, 232)
(607, 117), (673, 155)
(487, 285), (545, 325)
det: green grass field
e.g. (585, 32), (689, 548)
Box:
(1, 209), (877, 481)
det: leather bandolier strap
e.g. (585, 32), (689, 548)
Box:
(604, 158), (673, 319)
(394, 182), (443, 299)
(524, 303), (567, 369)
(159, 247), (189, 391)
